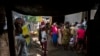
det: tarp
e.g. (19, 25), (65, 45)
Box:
(36, 16), (42, 22)
(27, 16), (36, 22)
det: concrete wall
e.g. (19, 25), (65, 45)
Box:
(64, 12), (82, 24)
(64, 10), (97, 24)
(90, 9), (97, 20)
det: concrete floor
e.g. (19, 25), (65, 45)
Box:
(0, 33), (10, 56)
(29, 36), (85, 56)
(0, 33), (85, 56)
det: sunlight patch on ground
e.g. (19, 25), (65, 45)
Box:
(32, 37), (40, 45)
(36, 41), (41, 45)
(36, 53), (41, 56)
(32, 37), (38, 41)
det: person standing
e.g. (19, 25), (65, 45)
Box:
(61, 24), (70, 50)
(57, 25), (62, 46)
(41, 26), (48, 56)
(76, 25), (86, 53)
(14, 18), (28, 56)
(38, 25), (42, 46)
(51, 23), (58, 47)
(69, 23), (76, 50)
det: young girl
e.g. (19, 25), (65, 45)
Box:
(57, 26), (62, 46)
(76, 25), (86, 53)
(41, 26), (48, 55)
(70, 23), (76, 50)
(51, 23), (58, 47)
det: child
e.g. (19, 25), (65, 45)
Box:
(76, 25), (86, 53)
(69, 36), (74, 51)
(41, 26), (48, 55)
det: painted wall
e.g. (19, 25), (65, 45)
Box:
(65, 12), (82, 24)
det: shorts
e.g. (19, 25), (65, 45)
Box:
(77, 38), (84, 45)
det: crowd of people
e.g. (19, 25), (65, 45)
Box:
(39, 19), (87, 55)
(14, 17), (87, 56)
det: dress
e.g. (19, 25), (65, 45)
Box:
(58, 29), (62, 45)
(62, 28), (70, 45)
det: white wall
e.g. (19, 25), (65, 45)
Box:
(65, 12), (82, 24)
(90, 9), (97, 20)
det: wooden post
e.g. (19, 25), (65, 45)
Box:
(5, 6), (16, 56)
(81, 12), (85, 22)
(87, 10), (91, 21)
(85, 9), (90, 55)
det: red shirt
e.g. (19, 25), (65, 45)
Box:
(77, 28), (85, 39)
(51, 25), (58, 34)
